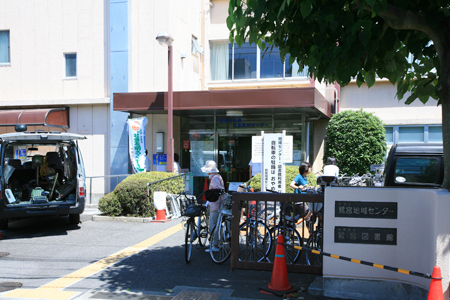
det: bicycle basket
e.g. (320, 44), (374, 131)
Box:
(179, 195), (197, 216)
(182, 203), (202, 218)
(220, 193), (233, 215)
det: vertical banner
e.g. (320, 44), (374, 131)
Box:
(127, 117), (148, 173)
(261, 133), (285, 193)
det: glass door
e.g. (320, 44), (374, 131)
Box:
(218, 134), (252, 190)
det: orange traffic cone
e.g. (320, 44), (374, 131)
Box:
(427, 266), (444, 300)
(260, 235), (298, 296)
(201, 178), (208, 201)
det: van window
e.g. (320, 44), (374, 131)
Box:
(394, 158), (439, 184)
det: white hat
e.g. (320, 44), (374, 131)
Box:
(201, 160), (219, 173)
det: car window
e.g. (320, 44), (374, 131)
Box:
(394, 158), (439, 184)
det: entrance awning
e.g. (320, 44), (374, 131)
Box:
(113, 87), (332, 118)
(0, 108), (69, 129)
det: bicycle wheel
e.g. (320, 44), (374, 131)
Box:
(210, 216), (232, 264)
(198, 214), (208, 247)
(185, 219), (194, 263)
(282, 227), (302, 264)
(239, 221), (272, 262)
(305, 232), (322, 266)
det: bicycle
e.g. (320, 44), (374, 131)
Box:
(262, 189), (305, 264)
(237, 184), (272, 263)
(208, 193), (233, 264)
(179, 192), (209, 264)
(304, 204), (323, 266)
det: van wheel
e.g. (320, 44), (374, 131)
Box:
(0, 219), (8, 230)
(69, 214), (80, 225)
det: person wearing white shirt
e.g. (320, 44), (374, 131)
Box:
(173, 153), (181, 173)
(323, 157), (339, 177)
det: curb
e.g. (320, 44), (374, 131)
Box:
(92, 215), (155, 223)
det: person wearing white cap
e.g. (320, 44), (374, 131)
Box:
(201, 160), (224, 252)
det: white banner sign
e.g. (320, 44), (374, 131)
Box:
(261, 133), (285, 193)
(252, 134), (293, 163)
(127, 117), (148, 173)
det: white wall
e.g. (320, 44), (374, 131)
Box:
(69, 105), (109, 202)
(340, 81), (442, 126)
(130, 0), (203, 93)
(323, 187), (450, 299)
(0, 0), (107, 104)
(0, 1), (110, 200)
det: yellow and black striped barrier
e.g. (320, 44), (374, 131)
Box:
(281, 243), (432, 279)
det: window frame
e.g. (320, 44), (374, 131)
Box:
(0, 30), (11, 65)
(210, 40), (308, 82)
(64, 52), (77, 79)
(385, 125), (442, 145)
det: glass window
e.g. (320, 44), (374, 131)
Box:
(398, 126), (424, 143)
(210, 41), (231, 81)
(285, 54), (306, 77)
(394, 158), (438, 184)
(65, 53), (77, 78)
(191, 36), (203, 55)
(233, 42), (257, 79)
(0, 30), (10, 64)
(260, 45), (284, 78)
(428, 126), (442, 142)
(385, 127), (394, 143)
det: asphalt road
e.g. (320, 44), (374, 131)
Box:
(0, 213), (348, 300)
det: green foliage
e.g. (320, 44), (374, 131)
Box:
(227, 0), (442, 105)
(227, 0), (450, 188)
(248, 165), (317, 192)
(98, 192), (122, 217)
(97, 172), (184, 217)
(324, 110), (387, 175)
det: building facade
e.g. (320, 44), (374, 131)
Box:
(1, 0), (442, 198)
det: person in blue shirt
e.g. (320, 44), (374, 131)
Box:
(290, 162), (312, 193)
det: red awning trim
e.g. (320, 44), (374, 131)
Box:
(113, 87), (332, 118)
(0, 108), (69, 129)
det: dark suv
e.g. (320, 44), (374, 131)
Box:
(383, 143), (444, 187)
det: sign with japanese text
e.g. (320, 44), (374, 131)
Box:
(335, 201), (397, 219)
(335, 226), (397, 245)
(252, 134), (293, 163)
(262, 133), (285, 193)
(153, 154), (167, 165)
(127, 117), (147, 173)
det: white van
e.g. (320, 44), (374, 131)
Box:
(0, 125), (86, 229)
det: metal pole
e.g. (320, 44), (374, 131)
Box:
(90, 177), (93, 204)
(167, 45), (174, 173)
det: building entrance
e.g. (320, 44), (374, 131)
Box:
(218, 134), (252, 189)
(180, 113), (307, 195)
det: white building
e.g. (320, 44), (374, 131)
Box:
(0, 0), (442, 198)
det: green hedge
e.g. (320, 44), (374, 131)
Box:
(98, 172), (184, 217)
(324, 109), (387, 175)
(247, 165), (317, 192)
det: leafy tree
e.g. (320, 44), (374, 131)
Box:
(324, 110), (387, 175)
(228, 0), (450, 190)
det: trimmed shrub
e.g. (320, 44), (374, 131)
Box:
(247, 165), (317, 192)
(324, 109), (387, 175)
(98, 192), (122, 216)
(98, 171), (184, 217)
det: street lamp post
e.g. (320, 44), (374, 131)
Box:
(156, 32), (174, 173)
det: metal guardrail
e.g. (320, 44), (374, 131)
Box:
(230, 192), (324, 274)
(146, 173), (186, 196)
(85, 174), (132, 204)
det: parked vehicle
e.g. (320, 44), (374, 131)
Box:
(383, 143), (444, 187)
(0, 125), (86, 229)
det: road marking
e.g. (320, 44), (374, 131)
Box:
(2, 223), (184, 299)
